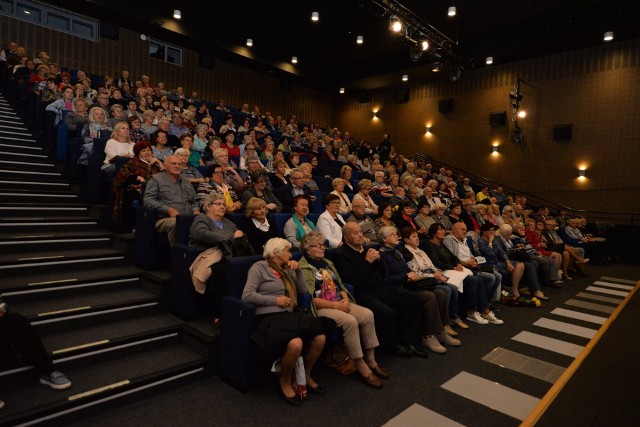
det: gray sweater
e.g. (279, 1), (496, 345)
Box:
(241, 260), (307, 316)
(188, 214), (238, 252)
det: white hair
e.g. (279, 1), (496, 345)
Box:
(263, 237), (291, 259)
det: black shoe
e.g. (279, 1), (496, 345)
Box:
(308, 384), (326, 396)
(407, 343), (429, 358)
(280, 389), (300, 406)
(393, 344), (413, 358)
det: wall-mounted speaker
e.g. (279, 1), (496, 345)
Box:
(356, 90), (370, 104)
(100, 22), (119, 41)
(553, 124), (573, 141)
(489, 111), (507, 126)
(438, 99), (453, 113)
(396, 88), (410, 104)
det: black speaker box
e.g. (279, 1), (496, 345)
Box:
(438, 98), (453, 113)
(396, 88), (410, 104)
(100, 22), (119, 41)
(356, 91), (370, 104)
(489, 111), (507, 126)
(553, 124), (573, 141)
(198, 53), (214, 70)
(279, 79), (292, 93)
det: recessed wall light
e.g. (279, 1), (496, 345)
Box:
(357, 35), (364, 44)
(448, 7), (456, 17)
(291, 56), (298, 64)
(246, 38), (253, 47)
(339, 87), (345, 94)
(486, 56), (494, 65)
(173, 10), (181, 19)
(311, 11), (319, 21)
(604, 31), (613, 41)
(402, 74), (408, 81)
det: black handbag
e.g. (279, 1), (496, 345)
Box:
(404, 277), (439, 292)
(511, 248), (531, 262)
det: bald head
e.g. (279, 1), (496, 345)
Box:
(342, 222), (364, 247)
(451, 221), (467, 239)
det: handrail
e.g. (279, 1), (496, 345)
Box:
(414, 153), (638, 225)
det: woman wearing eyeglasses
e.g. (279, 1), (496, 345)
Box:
(296, 231), (388, 389)
(317, 194), (346, 248)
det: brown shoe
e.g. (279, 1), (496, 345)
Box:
(368, 364), (390, 379)
(444, 324), (458, 336)
(452, 317), (469, 329)
(358, 372), (383, 389)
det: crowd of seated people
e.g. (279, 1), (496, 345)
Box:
(2, 39), (617, 407)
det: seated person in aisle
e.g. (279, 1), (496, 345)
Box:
(143, 155), (200, 246)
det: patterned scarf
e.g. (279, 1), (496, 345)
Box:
(267, 259), (297, 309)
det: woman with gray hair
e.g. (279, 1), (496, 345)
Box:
(352, 179), (378, 215)
(175, 147), (204, 183)
(192, 123), (210, 159)
(243, 238), (333, 405)
(296, 231), (388, 388)
(241, 171), (283, 213)
(212, 147), (243, 191)
(330, 178), (352, 214)
(189, 192), (244, 327)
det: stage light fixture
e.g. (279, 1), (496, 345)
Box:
(311, 11), (319, 21)
(432, 62), (442, 72)
(291, 56), (298, 64)
(604, 31), (613, 41)
(339, 87), (345, 94)
(402, 74), (408, 81)
(448, 7), (456, 17)
(246, 38), (253, 47)
(390, 16), (403, 33)
(449, 66), (462, 82)
(421, 40), (429, 51)
(173, 10), (181, 19)
(357, 35), (364, 44)
(486, 56), (493, 64)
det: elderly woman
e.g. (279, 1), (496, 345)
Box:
(373, 202), (395, 242)
(128, 115), (148, 143)
(102, 121), (134, 177)
(317, 194), (346, 248)
(241, 170), (283, 212)
(415, 200), (436, 232)
(140, 109), (158, 135)
(490, 204), (505, 225)
(112, 141), (164, 230)
(260, 139), (276, 172)
(352, 179), (378, 215)
(473, 204), (487, 228)
(447, 202), (464, 226)
(190, 193), (245, 327)
(284, 195), (316, 249)
(514, 221), (563, 286)
(330, 178), (352, 215)
(81, 106), (112, 144)
(401, 227), (465, 335)
(340, 165), (355, 193)
(178, 133), (201, 168)
(244, 197), (281, 254)
(379, 226), (460, 354)
(502, 205), (518, 226)
(371, 171), (393, 197)
(175, 147), (204, 184)
(393, 200), (421, 236)
(196, 164), (242, 212)
(242, 238), (331, 405)
(212, 148), (243, 191)
(270, 158), (289, 190)
(192, 123), (209, 158)
(297, 231), (388, 388)
(64, 97), (89, 134)
(299, 163), (319, 191)
(431, 203), (453, 231)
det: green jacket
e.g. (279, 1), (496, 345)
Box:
(297, 256), (355, 317)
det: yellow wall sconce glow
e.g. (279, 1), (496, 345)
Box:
(517, 110), (527, 118)
(578, 168), (586, 179)
(492, 145), (499, 154)
(372, 110), (379, 120)
(426, 125), (432, 135)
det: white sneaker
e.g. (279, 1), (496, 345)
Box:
(466, 311), (489, 325)
(481, 311), (504, 325)
(558, 270), (563, 280)
(438, 333), (462, 347)
(424, 335), (447, 354)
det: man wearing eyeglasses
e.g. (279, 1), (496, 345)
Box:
(347, 200), (376, 243)
(280, 168), (317, 212)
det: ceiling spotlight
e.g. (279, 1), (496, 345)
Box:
(291, 56), (298, 64)
(402, 74), (408, 81)
(432, 62), (442, 72)
(421, 40), (429, 51)
(409, 44), (423, 61)
(448, 6), (457, 17)
(604, 31), (614, 41)
(140, 34), (147, 41)
(486, 56), (494, 65)
(390, 16), (403, 33)
(339, 87), (345, 94)
(173, 9), (181, 19)
(311, 11), (319, 21)
(246, 38), (253, 47)
(357, 35), (364, 44)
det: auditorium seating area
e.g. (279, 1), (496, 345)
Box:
(1, 38), (639, 426)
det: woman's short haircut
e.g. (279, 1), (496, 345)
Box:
(127, 115), (141, 126)
(180, 132), (193, 142)
(378, 225), (398, 242)
(174, 147), (190, 157)
(293, 194), (310, 208)
(474, 204), (486, 213)
(324, 193), (340, 208)
(378, 202), (392, 215)
(195, 123), (208, 134)
(213, 148), (228, 161)
(400, 226), (417, 240)
(251, 170), (269, 184)
(202, 192), (224, 209)
(245, 197), (267, 218)
(398, 200), (413, 210)
(204, 163), (221, 178)
(263, 237), (292, 260)
(133, 141), (151, 157)
(498, 223), (513, 235)
(427, 222), (445, 239)
(150, 129), (167, 146)
(299, 231), (325, 254)
(358, 179), (373, 190)
(340, 165), (352, 176)
(273, 158), (287, 169)
(431, 202), (447, 212)
(417, 200), (431, 211)
(502, 205), (514, 214)
(332, 178), (345, 188)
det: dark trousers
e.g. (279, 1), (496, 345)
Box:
(414, 288), (447, 336)
(198, 262), (228, 319)
(463, 273), (496, 312)
(357, 286), (422, 349)
(0, 312), (53, 375)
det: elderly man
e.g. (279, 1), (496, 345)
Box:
(347, 199), (377, 243)
(388, 186), (406, 209)
(460, 199), (480, 232)
(279, 168), (316, 212)
(400, 162), (417, 182)
(157, 117), (180, 149)
(143, 155), (200, 246)
(333, 223), (428, 358)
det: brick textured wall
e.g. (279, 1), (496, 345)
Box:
(335, 39), (640, 214)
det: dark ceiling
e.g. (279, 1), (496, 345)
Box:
(54, 0), (640, 93)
